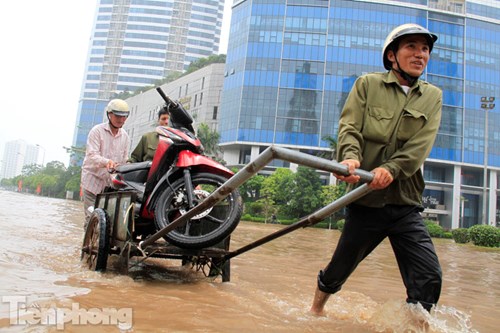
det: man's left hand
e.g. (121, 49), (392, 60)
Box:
(369, 167), (393, 189)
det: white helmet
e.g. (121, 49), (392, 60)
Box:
(382, 23), (438, 70)
(105, 99), (130, 117)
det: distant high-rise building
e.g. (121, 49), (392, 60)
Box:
(71, 0), (226, 164)
(1, 140), (42, 180)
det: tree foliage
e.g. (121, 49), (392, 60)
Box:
(239, 166), (347, 221)
(320, 181), (346, 204)
(257, 167), (324, 218)
(65, 166), (82, 192)
(451, 228), (470, 244)
(320, 181), (347, 220)
(184, 54), (226, 75)
(22, 164), (42, 177)
(258, 168), (294, 219)
(239, 174), (265, 202)
(285, 166), (323, 217)
(318, 135), (338, 160)
(0, 161), (81, 199)
(469, 225), (500, 247)
(115, 54), (226, 99)
(261, 168), (294, 207)
(197, 123), (225, 163)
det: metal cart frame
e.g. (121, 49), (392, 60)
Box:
(81, 145), (373, 282)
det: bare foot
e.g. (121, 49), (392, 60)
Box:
(309, 307), (326, 316)
(310, 287), (330, 316)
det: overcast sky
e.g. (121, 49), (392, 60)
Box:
(0, 0), (231, 167)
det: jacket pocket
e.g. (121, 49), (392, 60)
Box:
(362, 106), (394, 143)
(146, 142), (158, 160)
(396, 108), (427, 142)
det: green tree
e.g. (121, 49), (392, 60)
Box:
(185, 54), (226, 74)
(0, 177), (15, 187)
(39, 174), (59, 197)
(262, 168), (294, 207)
(45, 161), (66, 175)
(239, 174), (264, 202)
(196, 123), (225, 164)
(256, 196), (275, 222)
(319, 135), (338, 160)
(21, 164), (42, 177)
(320, 181), (347, 222)
(151, 71), (182, 88)
(44, 161), (67, 197)
(116, 54), (227, 99)
(2, 160), (75, 198)
(64, 166), (82, 193)
(320, 182), (347, 206)
(286, 166), (323, 218)
(259, 168), (294, 218)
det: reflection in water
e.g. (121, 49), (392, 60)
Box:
(0, 189), (498, 332)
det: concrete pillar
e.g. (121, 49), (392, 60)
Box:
(250, 146), (260, 162)
(329, 173), (337, 186)
(451, 164), (462, 229)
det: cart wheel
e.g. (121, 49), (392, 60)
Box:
(81, 208), (110, 271)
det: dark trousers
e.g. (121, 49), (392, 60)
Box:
(317, 204), (442, 311)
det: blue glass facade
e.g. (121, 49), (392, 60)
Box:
(220, 0), (500, 228)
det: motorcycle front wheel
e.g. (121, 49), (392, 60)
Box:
(154, 172), (243, 249)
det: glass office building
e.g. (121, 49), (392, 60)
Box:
(219, 0), (500, 229)
(71, 0), (225, 160)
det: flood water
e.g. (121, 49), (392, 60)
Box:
(0, 189), (498, 332)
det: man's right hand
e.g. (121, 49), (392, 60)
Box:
(106, 159), (117, 171)
(333, 159), (361, 183)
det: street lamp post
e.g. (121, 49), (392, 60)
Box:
(480, 96), (495, 225)
(63, 146), (87, 166)
(36, 144), (46, 167)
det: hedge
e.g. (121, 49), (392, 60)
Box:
(424, 220), (451, 238)
(451, 228), (470, 244)
(469, 225), (500, 247)
(239, 216), (498, 248)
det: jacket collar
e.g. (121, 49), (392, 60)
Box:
(383, 70), (423, 96)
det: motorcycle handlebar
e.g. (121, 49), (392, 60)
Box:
(156, 87), (178, 108)
(155, 87), (195, 132)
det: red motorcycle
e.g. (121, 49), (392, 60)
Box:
(110, 88), (243, 249)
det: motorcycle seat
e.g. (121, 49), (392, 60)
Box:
(116, 161), (152, 174)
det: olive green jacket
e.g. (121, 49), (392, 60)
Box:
(128, 132), (159, 163)
(337, 71), (442, 207)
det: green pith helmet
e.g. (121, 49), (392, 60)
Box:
(382, 23), (438, 70)
(106, 99), (130, 117)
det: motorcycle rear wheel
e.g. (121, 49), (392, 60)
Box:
(154, 172), (243, 249)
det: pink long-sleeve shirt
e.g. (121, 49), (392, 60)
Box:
(81, 123), (130, 195)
